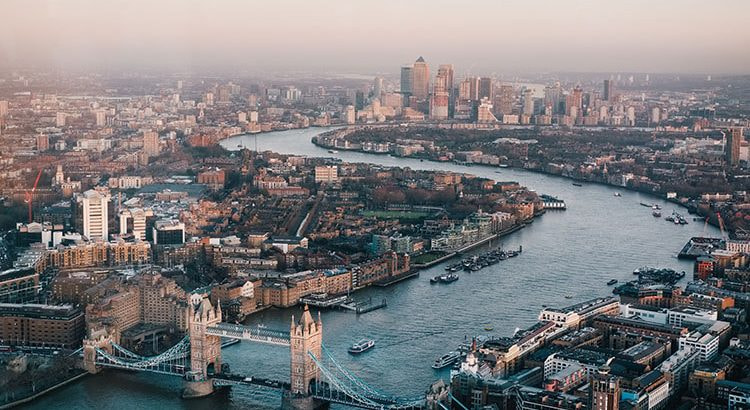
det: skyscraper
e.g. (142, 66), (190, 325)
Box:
(400, 66), (413, 106)
(78, 189), (111, 241)
(478, 77), (493, 101)
(411, 57), (430, 100)
(494, 84), (515, 116)
(430, 71), (449, 120)
(522, 89), (535, 116)
(437, 64), (454, 116)
(590, 364), (620, 410)
(726, 127), (745, 167)
(373, 77), (383, 98)
(603, 79), (614, 101)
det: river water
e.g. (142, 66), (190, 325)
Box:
(23, 128), (721, 410)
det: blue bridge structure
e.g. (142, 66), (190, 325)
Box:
(80, 299), (426, 410)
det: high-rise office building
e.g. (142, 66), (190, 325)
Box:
(437, 64), (454, 116)
(429, 89), (449, 120)
(494, 84), (515, 116)
(726, 127), (745, 167)
(478, 77), (493, 101)
(522, 89), (535, 116)
(78, 189), (111, 241)
(373, 77), (383, 98)
(400, 66), (413, 106)
(572, 86), (583, 112)
(603, 79), (614, 101)
(0, 100), (8, 118)
(56, 112), (66, 127)
(411, 56), (430, 100)
(590, 364), (620, 410)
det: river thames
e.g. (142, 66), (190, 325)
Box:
(24, 127), (721, 410)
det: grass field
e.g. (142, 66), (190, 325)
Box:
(411, 251), (449, 264)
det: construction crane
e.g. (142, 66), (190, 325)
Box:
(24, 169), (43, 223)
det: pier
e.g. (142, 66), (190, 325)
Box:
(340, 297), (388, 314)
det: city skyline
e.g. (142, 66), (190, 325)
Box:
(2, 0), (750, 74)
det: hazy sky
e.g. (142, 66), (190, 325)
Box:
(2, 0), (750, 75)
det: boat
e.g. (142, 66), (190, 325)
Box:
(652, 204), (662, 210)
(439, 273), (459, 283)
(652, 210), (661, 217)
(614, 192), (622, 197)
(348, 339), (375, 354)
(328, 149), (339, 154)
(430, 276), (440, 284)
(607, 279), (618, 286)
(640, 202), (652, 207)
(572, 183), (583, 187)
(484, 325), (494, 331)
(432, 351), (461, 369)
(565, 295), (574, 299)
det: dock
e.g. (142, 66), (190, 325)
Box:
(340, 297), (387, 314)
(299, 294), (352, 308)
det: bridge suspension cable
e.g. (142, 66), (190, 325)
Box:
(310, 346), (425, 409)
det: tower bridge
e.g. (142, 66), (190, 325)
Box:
(80, 298), (426, 410)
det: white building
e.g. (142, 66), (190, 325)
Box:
(667, 306), (718, 327)
(678, 322), (729, 362)
(78, 189), (110, 241)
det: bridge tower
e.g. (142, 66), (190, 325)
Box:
(82, 331), (113, 374)
(283, 305), (325, 410)
(184, 298), (222, 398)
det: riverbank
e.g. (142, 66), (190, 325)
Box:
(411, 223), (528, 269)
(1, 370), (88, 409)
(311, 130), (697, 211)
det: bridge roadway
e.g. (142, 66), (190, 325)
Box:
(212, 373), (291, 391)
(205, 322), (291, 346)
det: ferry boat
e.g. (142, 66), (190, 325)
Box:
(432, 274), (459, 284)
(607, 279), (618, 286)
(348, 339), (375, 354)
(439, 274), (459, 283)
(432, 351), (461, 369)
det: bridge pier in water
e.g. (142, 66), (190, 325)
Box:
(183, 298), (223, 398)
(283, 304), (326, 409)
